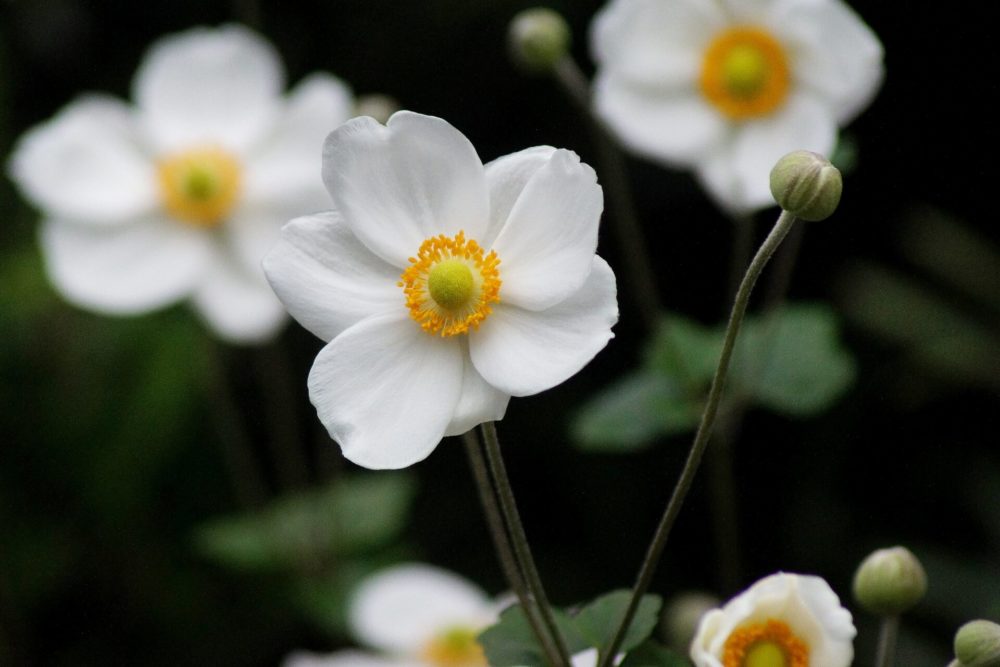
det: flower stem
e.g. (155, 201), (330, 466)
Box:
(596, 210), (799, 667)
(462, 432), (563, 667)
(875, 615), (900, 667)
(479, 422), (573, 667)
(552, 55), (661, 337)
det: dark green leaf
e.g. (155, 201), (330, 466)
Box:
(646, 316), (721, 383)
(572, 590), (662, 654)
(478, 604), (587, 667)
(619, 640), (691, 667)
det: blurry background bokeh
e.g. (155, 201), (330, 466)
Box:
(0, 1), (997, 665)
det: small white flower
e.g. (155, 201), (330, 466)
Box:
(264, 111), (617, 469)
(690, 572), (856, 667)
(590, 0), (884, 213)
(8, 25), (355, 343)
(284, 563), (498, 667)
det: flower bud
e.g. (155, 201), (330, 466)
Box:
(662, 592), (720, 651)
(769, 150), (842, 221)
(355, 94), (400, 125)
(955, 620), (1000, 666)
(852, 546), (927, 616)
(508, 8), (571, 73)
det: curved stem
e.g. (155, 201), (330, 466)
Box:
(462, 432), (562, 667)
(480, 422), (572, 667)
(875, 615), (900, 667)
(597, 210), (799, 667)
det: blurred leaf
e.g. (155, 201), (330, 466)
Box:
(646, 316), (721, 382)
(830, 133), (859, 175)
(911, 546), (1000, 622)
(571, 372), (701, 452)
(732, 303), (856, 416)
(572, 590), (663, 654)
(478, 604), (586, 667)
(838, 264), (1000, 387)
(194, 473), (415, 572)
(619, 640), (691, 667)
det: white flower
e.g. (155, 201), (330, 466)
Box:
(690, 572), (855, 667)
(7, 25), (355, 344)
(590, 0), (884, 213)
(284, 563), (498, 667)
(263, 111), (617, 469)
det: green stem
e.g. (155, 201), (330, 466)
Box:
(462, 432), (563, 667)
(597, 210), (799, 667)
(875, 615), (899, 667)
(552, 55), (662, 337)
(480, 422), (572, 667)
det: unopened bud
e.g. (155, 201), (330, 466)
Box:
(955, 620), (1000, 666)
(508, 8), (570, 73)
(769, 150), (842, 221)
(662, 592), (720, 651)
(355, 94), (400, 125)
(852, 546), (927, 616)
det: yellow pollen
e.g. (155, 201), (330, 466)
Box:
(722, 619), (809, 667)
(420, 626), (487, 667)
(157, 146), (242, 227)
(398, 231), (501, 337)
(700, 27), (790, 120)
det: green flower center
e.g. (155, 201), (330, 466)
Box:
(744, 641), (787, 667)
(428, 259), (476, 311)
(722, 44), (769, 98)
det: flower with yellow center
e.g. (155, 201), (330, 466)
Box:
(590, 0), (883, 212)
(264, 111), (618, 469)
(8, 25), (357, 343)
(283, 564), (498, 667)
(690, 573), (856, 667)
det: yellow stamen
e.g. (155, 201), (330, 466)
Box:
(157, 146), (242, 227)
(420, 626), (488, 667)
(398, 231), (501, 337)
(699, 27), (790, 120)
(722, 619), (809, 667)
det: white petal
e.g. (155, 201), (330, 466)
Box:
(307, 313), (464, 469)
(39, 217), (210, 314)
(321, 112), (490, 267)
(780, 0), (884, 123)
(134, 25), (283, 153)
(349, 563), (493, 654)
(444, 345), (511, 437)
(592, 77), (728, 166)
(721, 0), (783, 23)
(283, 650), (421, 667)
(483, 145), (556, 249)
(262, 211), (401, 342)
(226, 207), (285, 278)
(696, 92), (836, 213)
(590, 0), (722, 87)
(797, 575), (856, 667)
(470, 257), (617, 397)
(191, 248), (287, 344)
(8, 96), (156, 224)
(489, 150), (603, 311)
(245, 73), (354, 212)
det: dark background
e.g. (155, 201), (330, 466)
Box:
(1, 1), (997, 665)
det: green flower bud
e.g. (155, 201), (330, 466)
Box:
(662, 592), (720, 651)
(508, 8), (571, 73)
(355, 94), (400, 125)
(955, 620), (1000, 666)
(769, 150), (842, 221)
(852, 546), (927, 616)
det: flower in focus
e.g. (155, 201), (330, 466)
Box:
(590, 0), (883, 213)
(264, 111), (617, 469)
(284, 563), (498, 667)
(690, 572), (855, 667)
(8, 25), (355, 343)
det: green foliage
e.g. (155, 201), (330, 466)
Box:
(478, 591), (661, 667)
(194, 473), (415, 571)
(573, 303), (855, 452)
(619, 640), (691, 667)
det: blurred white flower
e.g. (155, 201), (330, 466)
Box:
(8, 25), (354, 343)
(264, 111), (617, 469)
(284, 563), (498, 667)
(690, 572), (855, 667)
(590, 0), (883, 213)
